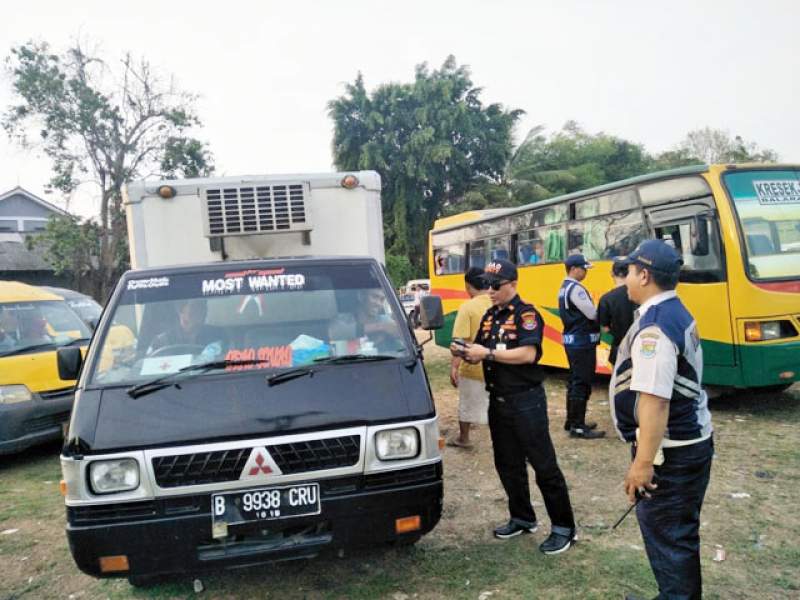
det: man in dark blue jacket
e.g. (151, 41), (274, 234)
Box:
(558, 254), (605, 439)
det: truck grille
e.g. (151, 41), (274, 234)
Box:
(152, 435), (361, 488)
(203, 183), (311, 237)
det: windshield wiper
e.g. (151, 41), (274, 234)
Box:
(267, 354), (398, 388)
(127, 359), (267, 399)
(313, 354), (397, 365)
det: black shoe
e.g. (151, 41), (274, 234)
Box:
(569, 426), (606, 439)
(493, 520), (538, 539)
(539, 530), (577, 554)
(566, 421), (597, 431)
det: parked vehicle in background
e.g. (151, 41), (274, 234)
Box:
(0, 281), (91, 454)
(399, 292), (416, 318)
(429, 164), (800, 392)
(42, 286), (103, 329)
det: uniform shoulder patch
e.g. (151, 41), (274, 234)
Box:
(520, 311), (538, 331)
(640, 339), (658, 358)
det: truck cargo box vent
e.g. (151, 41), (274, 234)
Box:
(202, 182), (312, 237)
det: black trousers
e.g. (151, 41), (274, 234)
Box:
(488, 386), (575, 533)
(564, 345), (596, 428)
(635, 438), (714, 600)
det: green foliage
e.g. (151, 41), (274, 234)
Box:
(329, 56), (522, 269)
(507, 121), (655, 199)
(3, 40), (214, 296)
(385, 253), (417, 289)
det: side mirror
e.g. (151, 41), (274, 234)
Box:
(419, 296), (444, 330)
(690, 215), (710, 256)
(57, 346), (84, 381)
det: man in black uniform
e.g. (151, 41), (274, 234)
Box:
(597, 258), (638, 365)
(455, 259), (577, 554)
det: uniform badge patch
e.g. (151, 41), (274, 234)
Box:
(521, 312), (538, 331)
(640, 340), (657, 358)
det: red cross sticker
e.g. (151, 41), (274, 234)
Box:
(159, 361), (171, 371)
(249, 453), (273, 476)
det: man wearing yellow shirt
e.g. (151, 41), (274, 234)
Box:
(448, 268), (493, 448)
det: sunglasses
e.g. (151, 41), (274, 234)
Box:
(489, 280), (511, 291)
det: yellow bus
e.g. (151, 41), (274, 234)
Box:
(429, 164), (800, 392)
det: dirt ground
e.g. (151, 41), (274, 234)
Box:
(1, 340), (798, 599)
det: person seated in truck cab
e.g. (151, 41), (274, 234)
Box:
(354, 288), (403, 353)
(147, 298), (226, 358)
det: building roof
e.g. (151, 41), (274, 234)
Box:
(0, 186), (69, 216)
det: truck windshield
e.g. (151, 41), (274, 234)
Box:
(724, 170), (800, 281)
(90, 263), (411, 386)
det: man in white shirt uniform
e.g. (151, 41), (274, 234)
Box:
(610, 240), (713, 600)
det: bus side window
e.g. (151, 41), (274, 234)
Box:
(434, 244), (466, 274)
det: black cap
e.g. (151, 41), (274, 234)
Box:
(465, 267), (487, 289)
(620, 240), (683, 275)
(482, 259), (518, 283)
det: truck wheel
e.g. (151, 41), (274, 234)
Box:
(392, 534), (421, 547)
(128, 574), (160, 588)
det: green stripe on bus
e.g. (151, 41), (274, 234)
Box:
(434, 312), (457, 349)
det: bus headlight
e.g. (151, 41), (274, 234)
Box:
(744, 320), (798, 342)
(0, 385), (32, 404)
(89, 459), (140, 494)
(375, 428), (420, 460)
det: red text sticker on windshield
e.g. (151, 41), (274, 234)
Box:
(225, 346), (292, 370)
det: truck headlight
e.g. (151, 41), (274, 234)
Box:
(0, 385), (33, 404)
(375, 428), (420, 460)
(89, 459), (140, 494)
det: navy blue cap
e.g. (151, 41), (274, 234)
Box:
(482, 259), (517, 282)
(565, 254), (592, 269)
(620, 240), (683, 274)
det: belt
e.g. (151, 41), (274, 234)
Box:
(491, 386), (542, 403)
(661, 432), (712, 448)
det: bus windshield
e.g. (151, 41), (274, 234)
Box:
(724, 170), (800, 281)
(90, 263), (411, 386)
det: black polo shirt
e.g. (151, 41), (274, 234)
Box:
(474, 294), (545, 396)
(597, 285), (638, 364)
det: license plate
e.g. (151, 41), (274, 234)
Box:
(211, 483), (320, 526)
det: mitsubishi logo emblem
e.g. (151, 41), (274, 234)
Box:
(249, 453), (272, 476)
(240, 446), (282, 480)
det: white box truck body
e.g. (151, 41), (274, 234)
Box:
(124, 171), (383, 269)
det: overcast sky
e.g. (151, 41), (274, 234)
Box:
(1, 0), (798, 217)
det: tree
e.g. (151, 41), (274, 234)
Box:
(507, 121), (654, 199)
(676, 127), (778, 164)
(329, 56), (522, 272)
(4, 40), (214, 298)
